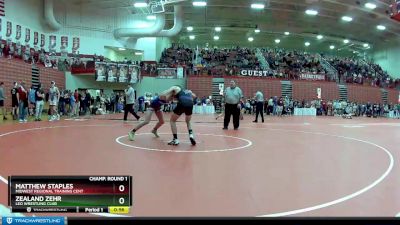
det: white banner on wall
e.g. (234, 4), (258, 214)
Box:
(299, 73), (325, 81)
(240, 70), (270, 77)
(317, 88), (322, 99)
(177, 67), (184, 79)
(219, 83), (225, 95)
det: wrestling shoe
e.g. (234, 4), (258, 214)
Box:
(168, 139), (180, 146)
(189, 133), (196, 146)
(151, 129), (160, 138)
(128, 131), (136, 141)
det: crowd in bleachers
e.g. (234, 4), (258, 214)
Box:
(261, 48), (329, 80)
(0, 39), (75, 70)
(323, 56), (399, 88)
(158, 45), (261, 76)
(2, 37), (398, 89)
(158, 45), (399, 88)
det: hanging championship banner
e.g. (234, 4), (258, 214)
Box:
(61, 36), (68, 48)
(317, 88), (322, 99)
(33, 32), (38, 46)
(106, 63), (117, 82)
(6, 21), (11, 37)
(72, 37), (80, 50)
(40, 34), (45, 47)
(25, 28), (30, 43)
(128, 65), (139, 84)
(118, 64), (128, 83)
(49, 35), (56, 50)
(16, 25), (21, 40)
(219, 83), (225, 95)
(95, 62), (106, 81)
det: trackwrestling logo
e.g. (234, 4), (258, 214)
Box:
(2, 217), (65, 225)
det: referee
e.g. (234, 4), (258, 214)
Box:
(223, 80), (243, 130)
(253, 90), (264, 123)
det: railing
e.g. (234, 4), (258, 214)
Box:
(317, 54), (339, 82)
(255, 48), (270, 70)
(359, 58), (376, 75)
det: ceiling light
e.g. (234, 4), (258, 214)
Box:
(134, 2), (148, 8)
(215, 27), (221, 32)
(193, 1), (207, 7)
(377, 25), (386, 30)
(365, 2), (377, 9)
(189, 35), (195, 40)
(305, 42), (310, 46)
(248, 37), (254, 42)
(251, 3), (265, 9)
(135, 52), (143, 55)
(305, 9), (318, 16)
(341, 16), (353, 22)
(317, 35), (323, 40)
(187, 26), (193, 31)
(213, 36), (219, 40)
(330, 45), (335, 50)
(255, 29), (260, 33)
(275, 39), (281, 43)
(119, 48), (126, 51)
(284, 32), (290, 35)
(146, 15), (156, 20)
(363, 43), (369, 48)
(343, 39), (349, 44)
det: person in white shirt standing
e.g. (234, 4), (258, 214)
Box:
(49, 81), (60, 121)
(223, 80), (243, 130)
(123, 83), (140, 121)
(253, 90), (264, 123)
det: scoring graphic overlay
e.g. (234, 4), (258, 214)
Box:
(8, 176), (132, 214)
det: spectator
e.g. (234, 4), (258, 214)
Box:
(28, 85), (36, 116)
(35, 83), (45, 121)
(0, 82), (6, 120)
(11, 82), (19, 120)
(17, 82), (28, 123)
(49, 81), (60, 121)
(253, 90), (264, 123)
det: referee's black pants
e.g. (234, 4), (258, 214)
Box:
(124, 104), (140, 121)
(254, 101), (264, 122)
(224, 103), (240, 129)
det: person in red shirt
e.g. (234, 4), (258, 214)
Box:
(17, 82), (28, 123)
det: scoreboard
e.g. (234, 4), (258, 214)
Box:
(8, 176), (132, 214)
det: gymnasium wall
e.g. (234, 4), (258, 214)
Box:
(373, 39), (400, 79)
(103, 48), (143, 62)
(1, 0), (172, 59)
(387, 89), (399, 104)
(224, 77), (282, 98)
(66, 73), (186, 97)
(188, 76), (398, 104)
(347, 85), (381, 103)
(0, 58), (65, 108)
(292, 81), (339, 101)
(187, 76), (213, 98)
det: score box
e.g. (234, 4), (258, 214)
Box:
(8, 176), (132, 213)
